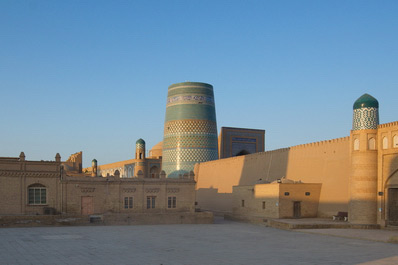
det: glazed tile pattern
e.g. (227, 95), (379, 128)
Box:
(352, 107), (379, 130)
(167, 94), (215, 107)
(162, 149), (218, 177)
(164, 120), (217, 135)
(163, 134), (218, 150)
(162, 82), (218, 178)
(136, 143), (145, 150)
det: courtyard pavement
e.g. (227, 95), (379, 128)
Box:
(0, 218), (397, 265)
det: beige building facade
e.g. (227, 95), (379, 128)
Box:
(232, 182), (322, 220)
(0, 152), (199, 222)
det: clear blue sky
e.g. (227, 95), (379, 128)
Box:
(1, 0), (397, 168)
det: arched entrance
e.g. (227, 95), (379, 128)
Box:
(386, 169), (398, 226)
(150, 166), (160, 178)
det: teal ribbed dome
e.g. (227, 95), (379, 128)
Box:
(136, 138), (145, 145)
(92, 159), (97, 163)
(353, 94), (379, 109)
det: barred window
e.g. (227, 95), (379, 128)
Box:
(28, 184), (46, 205)
(147, 196), (156, 209)
(124, 197), (133, 209)
(168, 196), (176, 208)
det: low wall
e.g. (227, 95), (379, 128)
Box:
(102, 212), (214, 225)
(0, 212), (214, 228)
(0, 215), (90, 228)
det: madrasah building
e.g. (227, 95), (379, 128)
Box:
(0, 82), (397, 227)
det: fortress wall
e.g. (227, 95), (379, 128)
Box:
(286, 137), (351, 217)
(195, 136), (351, 216)
(195, 148), (289, 213)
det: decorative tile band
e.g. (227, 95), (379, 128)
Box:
(167, 94), (215, 107)
(352, 107), (379, 130)
(164, 120), (217, 135)
(163, 135), (218, 150)
(162, 149), (218, 163)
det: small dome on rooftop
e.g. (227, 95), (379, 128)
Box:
(136, 138), (145, 145)
(92, 159), (97, 163)
(353, 94), (379, 109)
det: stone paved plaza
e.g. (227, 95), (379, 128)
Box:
(0, 218), (397, 265)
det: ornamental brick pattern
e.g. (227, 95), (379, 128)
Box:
(352, 107), (379, 130)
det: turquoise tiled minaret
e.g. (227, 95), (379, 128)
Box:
(136, 138), (145, 151)
(135, 138), (145, 159)
(352, 93), (379, 130)
(162, 82), (218, 178)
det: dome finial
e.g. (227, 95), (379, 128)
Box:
(353, 93), (379, 110)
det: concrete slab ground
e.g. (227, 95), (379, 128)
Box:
(0, 218), (397, 265)
(296, 227), (398, 244)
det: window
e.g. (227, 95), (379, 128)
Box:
(262, 201), (266, 209)
(305, 192), (311, 196)
(147, 196), (156, 209)
(368, 138), (376, 150)
(124, 197), (133, 209)
(28, 184), (46, 205)
(383, 137), (388, 149)
(354, 138), (360, 151)
(394, 135), (398, 148)
(284, 192), (290, 196)
(241, 200), (245, 207)
(168, 196), (176, 208)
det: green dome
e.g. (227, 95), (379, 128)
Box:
(136, 138), (145, 145)
(92, 159), (97, 163)
(353, 93), (379, 109)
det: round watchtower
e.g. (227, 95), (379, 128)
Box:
(349, 93), (379, 224)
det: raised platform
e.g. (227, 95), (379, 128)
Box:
(225, 214), (381, 229)
(267, 218), (380, 230)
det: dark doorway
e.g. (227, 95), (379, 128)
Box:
(293, 201), (301, 218)
(388, 188), (398, 226)
(235, 150), (250, 156)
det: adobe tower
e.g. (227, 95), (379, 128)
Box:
(162, 82), (218, 178)
(349, 93), (379, 224)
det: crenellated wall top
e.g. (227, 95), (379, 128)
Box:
(378, 121), (398, 129)
(289, 136), (350, 150)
